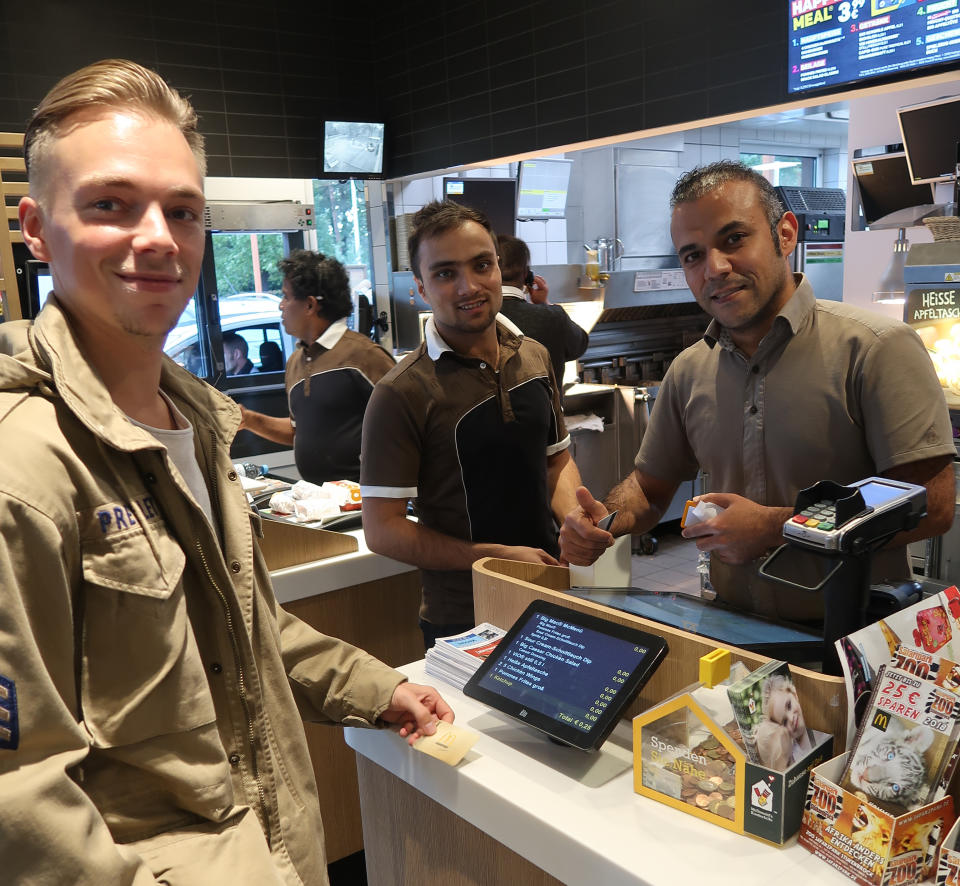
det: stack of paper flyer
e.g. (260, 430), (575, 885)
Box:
(836, 585), (960, 740)
(839, 644), (960, 814)
(424, 623), (505, 690)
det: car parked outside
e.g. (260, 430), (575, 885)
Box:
(164, 293), (294, 379)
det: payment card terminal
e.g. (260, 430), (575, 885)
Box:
(782, 476), (926, 555)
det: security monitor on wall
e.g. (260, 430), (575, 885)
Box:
(321, 121), (385, 179)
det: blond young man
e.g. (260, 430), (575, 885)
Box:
(0, 58), (451, 885)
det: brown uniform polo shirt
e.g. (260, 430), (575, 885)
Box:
(636, 275), (954, 622)
(286, 319), (395, 483)
(360, 315), (569, 626)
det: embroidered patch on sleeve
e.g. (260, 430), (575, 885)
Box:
(0, 675), (19, 750)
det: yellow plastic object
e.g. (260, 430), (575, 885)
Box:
(698, 648), (730, 689)
(680, 499), (696, 528)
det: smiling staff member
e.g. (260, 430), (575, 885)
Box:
(360, 200), (584, 647)
(560, 160), (954, 623)
(240, 249), (395, 483)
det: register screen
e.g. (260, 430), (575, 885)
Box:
(857, 480), (904, 510)
(474, 611), (648, 735)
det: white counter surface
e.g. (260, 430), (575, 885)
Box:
(269, 528), (416, 605)
(345, 661), (851, 886)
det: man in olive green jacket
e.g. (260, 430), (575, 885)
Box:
(0, 59), (452, 885)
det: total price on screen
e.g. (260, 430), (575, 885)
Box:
(478, 614), (648, 733)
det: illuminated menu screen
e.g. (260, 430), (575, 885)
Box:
(465, 603), (667, 750)
(788, 0), (960, 94)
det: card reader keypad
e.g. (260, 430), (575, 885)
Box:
(791, 499), (836, 532)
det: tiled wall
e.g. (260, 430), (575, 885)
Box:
(376, 0), (790, 178)
(383, 118), (850, 272)
(0, 0), (938, 189)
(390, 162), (570, 266)
(0, 0), (378, 178)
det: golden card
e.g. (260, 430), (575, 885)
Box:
(413, 722), (478, 766)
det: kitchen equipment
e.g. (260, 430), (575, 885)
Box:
(583, 245), (600, 284)
(775, 186), (846, 302)
(594, 237), (624, 281)
(564, 269), (710, 529)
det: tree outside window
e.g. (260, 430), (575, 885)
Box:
(313, 179), (372, 277)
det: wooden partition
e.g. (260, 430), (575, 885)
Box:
(259, 515), (357, 570)
(0, 133), (25, 321)
(472, 557), (849, 748)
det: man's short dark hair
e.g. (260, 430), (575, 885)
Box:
(496, 234), (530, 288)
(670, 160), (787, 256)
(222, 331), (248, 356)
(408, 200), (495, 280)
(277, 249), (353, 322)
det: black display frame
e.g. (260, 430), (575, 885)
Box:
(320, 120), (385, 180)
(786, 1), (960, 99)
(897, 94), (960, 185)
(441, 176), (518, 238)
(516, 157), (574, 221)
(463, 599), (668, 752)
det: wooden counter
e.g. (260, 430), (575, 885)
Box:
(348, 661), (850, 886)
(470, 557), (848, 749)
(348, 559), (852, 885)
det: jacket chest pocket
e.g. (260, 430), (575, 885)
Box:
(80, 529), (217, 748)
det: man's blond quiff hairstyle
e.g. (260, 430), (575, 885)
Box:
(24, 58), (206, 197)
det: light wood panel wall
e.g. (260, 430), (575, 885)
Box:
(357, 756), (560, 886)
(0, 133), (25, 322)
(472, 557), (849, 748)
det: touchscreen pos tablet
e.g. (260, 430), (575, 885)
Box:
(463, 600), (668, 752)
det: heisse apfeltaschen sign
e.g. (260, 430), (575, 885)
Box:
(905, 287), (960, 409)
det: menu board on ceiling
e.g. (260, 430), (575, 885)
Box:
(788, 0), (960, 94)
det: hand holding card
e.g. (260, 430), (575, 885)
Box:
(413, 722), (479, 766)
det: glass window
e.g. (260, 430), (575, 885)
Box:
(164, 232), (292, 378)
(313, 180), (371, 273)
(210, 232), (285, 297)
(165, 294), (207, 376)
(741, 152), (817, 188)
(313, 180), (374, 330)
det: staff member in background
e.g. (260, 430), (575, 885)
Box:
(0, 58), (451, 885)
(240, 249), (395, 483)
(360, 201), (585, 648)
(560, 160), (954, 623)
(222, 330), (254, 374)
(496, 233), (589, 387)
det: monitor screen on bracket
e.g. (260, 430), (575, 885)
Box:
(897, 94), (960, 185)
(516, 158), (573, 221)
(851, 150), (936, 226)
